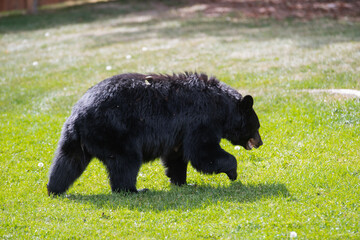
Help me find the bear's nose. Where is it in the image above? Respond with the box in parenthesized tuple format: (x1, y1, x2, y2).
(255, 139, 263, 148)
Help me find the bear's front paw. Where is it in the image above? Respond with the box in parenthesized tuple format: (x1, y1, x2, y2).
(226, 168, 237, 181)
(47, 184, 64, 196)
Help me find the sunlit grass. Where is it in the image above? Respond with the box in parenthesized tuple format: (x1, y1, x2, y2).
(1, 1, 360, 239)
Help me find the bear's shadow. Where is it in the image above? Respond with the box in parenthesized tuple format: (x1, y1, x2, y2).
(66, 182, 290, 211)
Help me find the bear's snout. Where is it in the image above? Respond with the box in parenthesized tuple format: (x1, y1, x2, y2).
(246, 137, 263, 150)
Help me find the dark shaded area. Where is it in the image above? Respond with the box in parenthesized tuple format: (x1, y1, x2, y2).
(0, 0, 185, 33)
(2, 0, 355, 50)
(84, 16, 360, 49)
(1, 0, 360, 33)
(64, 182, 290, 211)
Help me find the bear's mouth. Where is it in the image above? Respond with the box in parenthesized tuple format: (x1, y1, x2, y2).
(246, 138, 257, 150)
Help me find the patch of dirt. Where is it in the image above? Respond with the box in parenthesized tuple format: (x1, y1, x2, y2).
(299, 89, 360, 98)
(180, 0, 360, 20)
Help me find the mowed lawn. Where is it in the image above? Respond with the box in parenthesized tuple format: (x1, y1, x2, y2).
(1, 1, 359, 239)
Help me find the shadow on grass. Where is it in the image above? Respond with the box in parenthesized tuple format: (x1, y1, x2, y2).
(1, 0, 359, 49)
(86, 17, 360, 49)
(0, 0, 184, 33)
(65, 182, 290, 211)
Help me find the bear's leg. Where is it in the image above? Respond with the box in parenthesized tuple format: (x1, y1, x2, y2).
(184, 127, 237, 181)
(102, 151, 142, 193)
(47, 140, 92, 196)
(161, 147, 188, 186)
(190, 147, 237, 181)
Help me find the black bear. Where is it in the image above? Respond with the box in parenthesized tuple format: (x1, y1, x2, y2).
(47, 72, 262, 195)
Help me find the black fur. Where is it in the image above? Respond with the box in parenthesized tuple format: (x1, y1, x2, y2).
(47, 72, 262, 195)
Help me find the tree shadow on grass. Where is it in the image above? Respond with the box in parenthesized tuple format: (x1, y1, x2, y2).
(0, 0, 184, 33)
(1, 0, 359, 49)
(65, 182, 290, 211)
(85, 16, 360, 49)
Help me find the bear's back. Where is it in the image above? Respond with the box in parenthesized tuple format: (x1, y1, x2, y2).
(75, 72, 241, 124)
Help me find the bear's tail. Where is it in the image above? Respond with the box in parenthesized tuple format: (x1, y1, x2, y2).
(47, 123, 91, 196)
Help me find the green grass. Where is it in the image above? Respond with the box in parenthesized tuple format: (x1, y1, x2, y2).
(1, 1, 360, 239)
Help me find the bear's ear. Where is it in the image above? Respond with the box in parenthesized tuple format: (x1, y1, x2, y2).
(240, 95, 253, 110)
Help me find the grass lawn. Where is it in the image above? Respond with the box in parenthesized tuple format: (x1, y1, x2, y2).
(1, 1, 359, 239)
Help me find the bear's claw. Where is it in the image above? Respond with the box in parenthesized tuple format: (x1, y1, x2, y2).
(226, 168, 237, 181)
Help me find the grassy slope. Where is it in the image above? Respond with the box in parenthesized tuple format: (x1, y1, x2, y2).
(1, 1, 359, 239)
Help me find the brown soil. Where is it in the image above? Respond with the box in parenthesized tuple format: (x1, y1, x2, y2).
(181, 0, 360, 20)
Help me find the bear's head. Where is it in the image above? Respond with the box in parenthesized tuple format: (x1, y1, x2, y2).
(225, 95, 263, 150)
